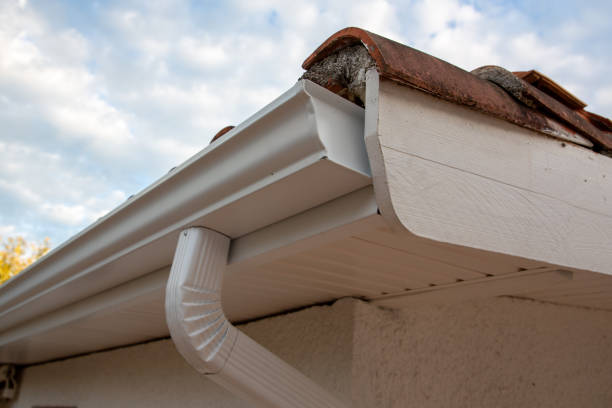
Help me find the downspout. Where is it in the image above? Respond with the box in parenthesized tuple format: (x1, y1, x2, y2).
(165, 227, 348, 408)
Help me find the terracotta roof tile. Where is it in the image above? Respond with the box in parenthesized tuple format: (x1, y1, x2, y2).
(303, 27, 612, 153)
(472, 65, 609, 148)
(581, 110, 612, 132)
(514, 70, 587, 110)
(211, 125, 235, 143)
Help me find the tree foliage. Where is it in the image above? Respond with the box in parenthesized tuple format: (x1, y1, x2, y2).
(0, 236, 50, 285)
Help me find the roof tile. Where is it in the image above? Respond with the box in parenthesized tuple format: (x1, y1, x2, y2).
(303, 27, 612, 153)
(513, 70, 587, 110)
(211, 125, 235, 143)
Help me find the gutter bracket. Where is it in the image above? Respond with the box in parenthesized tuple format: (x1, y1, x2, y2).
(165, 227, 348, 408)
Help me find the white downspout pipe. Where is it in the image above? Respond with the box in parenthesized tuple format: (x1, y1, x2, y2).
(165, 227, 348, 408)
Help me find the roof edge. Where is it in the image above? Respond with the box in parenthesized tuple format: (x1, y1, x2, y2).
(302, 27, 381, 70)
(473, 65, 611, 149)
(304, 27, 612, 152)
(513, 70, 587, 110)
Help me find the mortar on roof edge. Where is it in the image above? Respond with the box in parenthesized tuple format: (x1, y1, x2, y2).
(301, 45, 375, 108)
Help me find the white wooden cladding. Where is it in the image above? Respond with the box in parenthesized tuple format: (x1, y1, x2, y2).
(368, 75, 612, 275)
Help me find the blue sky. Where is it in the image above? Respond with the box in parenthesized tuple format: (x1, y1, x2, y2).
(1, 0, 611, 248)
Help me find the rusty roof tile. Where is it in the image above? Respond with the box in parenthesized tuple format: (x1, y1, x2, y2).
(303, 27, 612, 152)
(211, 125, 235, 143)
(581, 110, 612, 132)
(473, 66, 611, 149)
(514, 70, 587, 110)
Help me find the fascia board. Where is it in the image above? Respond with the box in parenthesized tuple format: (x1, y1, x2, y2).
(0, 80, 370, 332)
(365, 71, 612, 275)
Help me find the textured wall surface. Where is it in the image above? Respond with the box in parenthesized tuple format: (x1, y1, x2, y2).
(352, 297, 612, 408)
(9, 296, 612, 408)
(10, 298, 355, 408)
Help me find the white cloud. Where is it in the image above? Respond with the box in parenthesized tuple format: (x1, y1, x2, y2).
(0, 138, 127, 243)
(595, 86, 612, 110)
(178, 37, 229, 69)
(0, 3, 135, 157)
(41, 189, 126, 226)
(0, 225, 17, 238)
(347, 0, 402, 40)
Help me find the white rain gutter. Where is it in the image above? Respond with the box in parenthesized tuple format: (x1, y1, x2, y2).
(166, 227, 347, 408)
(0, 79, 370, 334)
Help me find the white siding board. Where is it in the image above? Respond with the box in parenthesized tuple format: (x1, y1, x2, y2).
(354, 228, 542, 275)
(377, 80, 612, 217)
(382, 148, 612, 272)
(370, 78, 612, 274)
(324, 238, 485, 283)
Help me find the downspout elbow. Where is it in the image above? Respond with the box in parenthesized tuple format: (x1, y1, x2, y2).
(165, 227, 348, 408)
(165, 228, 237, 374)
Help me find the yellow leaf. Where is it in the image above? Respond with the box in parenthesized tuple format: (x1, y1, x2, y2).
(0, 236, 50, 285)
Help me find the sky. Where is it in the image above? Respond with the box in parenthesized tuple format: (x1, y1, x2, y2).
(1, 0, 611, 248)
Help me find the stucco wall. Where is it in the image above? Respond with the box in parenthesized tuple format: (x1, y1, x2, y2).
(9, 298, 355, 408)
(352, 297, 612, 408)
(9, 297, 612, 408)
